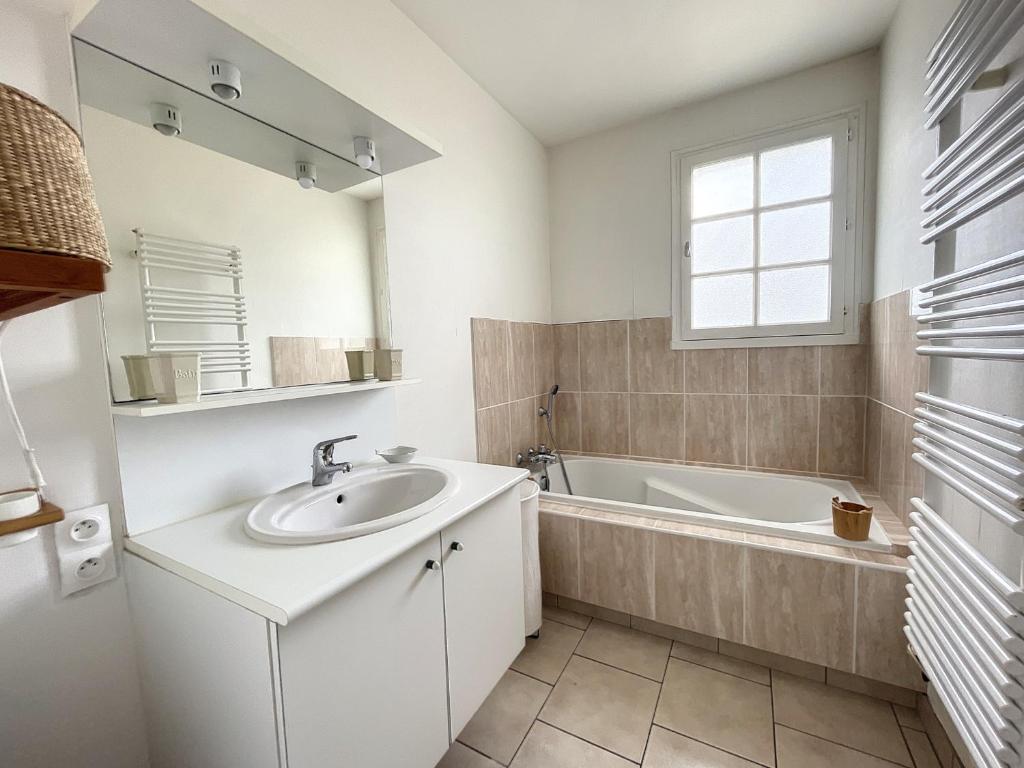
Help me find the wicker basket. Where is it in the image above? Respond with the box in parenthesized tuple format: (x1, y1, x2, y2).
(0, 82, 110, 269)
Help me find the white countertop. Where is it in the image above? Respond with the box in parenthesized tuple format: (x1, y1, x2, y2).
(124, 457, 528, 625)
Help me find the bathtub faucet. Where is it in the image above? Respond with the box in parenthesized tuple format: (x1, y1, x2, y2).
(518, 445, 560, 468)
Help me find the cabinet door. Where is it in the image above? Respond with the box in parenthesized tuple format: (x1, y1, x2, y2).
(442, 488, 525, 737)
(279, 535, 450, 768)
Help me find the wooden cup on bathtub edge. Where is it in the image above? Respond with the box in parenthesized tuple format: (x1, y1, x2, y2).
(831, 497, 873, 541)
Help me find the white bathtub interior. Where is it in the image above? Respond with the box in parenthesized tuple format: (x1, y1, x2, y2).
(543, 457, 891, 552)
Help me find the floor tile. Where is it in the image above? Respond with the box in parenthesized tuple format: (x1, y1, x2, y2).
(772, 672, 911, 766)
(542, 604, 591, 630)
(642, 725, 763, 767)
(671, 641, 770, 685)
(776, 725, 903, 767)
(654, 658, 775, 766)
(575, 620, 672, 681)
(458, 670, 552, 765)
(902, 729, 941, 768)
(539, 655, 660, 762)
(893, 705, 924, 731)
(511, 621, 584, 684)
(437, 742, 503, 768)
(510, 721, 634, 768)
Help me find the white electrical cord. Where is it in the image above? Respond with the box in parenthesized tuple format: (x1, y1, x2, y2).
(0, 321, 47, 495)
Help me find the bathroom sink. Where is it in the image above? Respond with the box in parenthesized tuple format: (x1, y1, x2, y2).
(244, 463, 458, 544)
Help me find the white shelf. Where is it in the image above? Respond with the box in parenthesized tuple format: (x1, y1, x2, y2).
(110, 378, 420, 418)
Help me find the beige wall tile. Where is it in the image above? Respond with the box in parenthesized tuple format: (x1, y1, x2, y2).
(868, 298, 886, 402)
(579, 519, 656, 618)
(748, 395, 818, 472)
(539, 512, 580, 599)
(551, 391, 581, 452)
(685, 348, 747, 394)
(718, 640, 826, 682)
(580, 320, 629, 392)
(655, 532, 744, 641)
(629, 394, 685, 460)
(879, 407, 908, 519)
(749, 346, 819, 395)
(534, 323, 555, 396)
(854, 567, 923, 692)
(818, 397, 866, 477)
(471, 318, 510, 408)
(270, 336, 318, 387)
(475, 405, 510, 466)
(581, 393, 629, 454)
(629, 317, 684, 393)
(685, 394, 746, 466)
(553, 323, 581, 391)
(821, 345, 868, 396)
(509, 321, 537, 400)
(510, 397, 540, 465)
(745, 549, 856, 670)
(865, 399, 883, 492)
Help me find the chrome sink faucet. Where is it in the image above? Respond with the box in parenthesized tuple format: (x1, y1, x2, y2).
(312, 435, 357, 486)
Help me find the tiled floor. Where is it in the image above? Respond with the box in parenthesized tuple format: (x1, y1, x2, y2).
(437, 607, 944, 768)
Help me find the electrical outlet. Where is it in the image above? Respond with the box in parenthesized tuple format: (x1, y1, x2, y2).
(55, 503, 112, 554)
(58, 541, 116, 597)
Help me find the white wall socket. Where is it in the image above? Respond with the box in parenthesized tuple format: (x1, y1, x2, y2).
(54, 504, 117, 596)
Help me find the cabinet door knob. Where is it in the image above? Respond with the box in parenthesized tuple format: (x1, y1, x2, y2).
(425, 559, 441, 571)
(450, 541, 465, 552)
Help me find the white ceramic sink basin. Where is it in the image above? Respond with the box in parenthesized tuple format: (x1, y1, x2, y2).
(244, 463, 458, 545)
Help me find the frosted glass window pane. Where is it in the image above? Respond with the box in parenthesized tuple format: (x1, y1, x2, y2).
(759, 137, 832, 206)
(758, 264, 831, 325)
(760, 202, 831, 266)
(692, 155, 754, 218)
(691, 215, 753, 274)
(691, 272, 754, 328)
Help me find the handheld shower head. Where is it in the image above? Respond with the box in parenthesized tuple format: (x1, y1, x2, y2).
(545, 384, 559, 419)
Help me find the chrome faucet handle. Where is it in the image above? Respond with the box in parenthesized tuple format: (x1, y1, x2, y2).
(312, 435, 358, 486)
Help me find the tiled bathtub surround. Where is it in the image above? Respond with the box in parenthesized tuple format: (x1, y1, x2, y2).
(474, 316, 870, 478)
(472, 318, 556, 466)
(864, 290, 929, 523)
(538, 500, 924, 694)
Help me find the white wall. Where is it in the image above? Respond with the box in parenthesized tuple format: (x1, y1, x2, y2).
(82, 105, 376, 400)
(198, 0, 552, 461)
(0, 3, 149, 766)
(548, 51, 880, 323)
(873, 0, 959, 299)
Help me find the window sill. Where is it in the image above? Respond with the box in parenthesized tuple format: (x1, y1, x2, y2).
(671, 329, 861, 350)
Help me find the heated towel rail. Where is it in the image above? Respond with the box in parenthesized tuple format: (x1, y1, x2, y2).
(906, 2, 1024, 767)
(135, 229, 251, 392)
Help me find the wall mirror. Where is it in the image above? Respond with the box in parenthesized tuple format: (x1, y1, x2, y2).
(71, 0, 439, 404)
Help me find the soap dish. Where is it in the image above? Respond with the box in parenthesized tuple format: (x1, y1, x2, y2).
(377, 446, 418, 464)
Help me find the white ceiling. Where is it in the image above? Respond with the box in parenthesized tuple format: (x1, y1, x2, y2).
(391, 0, 899, 146)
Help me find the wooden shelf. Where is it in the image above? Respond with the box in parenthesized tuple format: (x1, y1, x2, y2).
(0, 248, 106, 321)
(110, 377, 420, 418)
(0, 493, 65, 537)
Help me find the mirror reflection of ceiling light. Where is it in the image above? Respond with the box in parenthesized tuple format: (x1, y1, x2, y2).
(354, 136, 376, 170)
(149, 103, 181, 137)
(209, 60, 243, 100)
(295, 161, 317, 189)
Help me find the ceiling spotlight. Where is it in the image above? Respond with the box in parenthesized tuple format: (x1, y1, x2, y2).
(295, 161, 317, 190)
(209, 60, 242, 100)
(149, 103, 181, 137)
(354, 136, 376, 170)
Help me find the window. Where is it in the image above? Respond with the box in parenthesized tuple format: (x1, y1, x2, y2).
(671, 111, 862, 348)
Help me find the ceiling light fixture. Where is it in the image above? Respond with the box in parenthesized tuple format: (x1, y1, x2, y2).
(354, 136, 376, 170)
(208, 60, 242, 100)
(149, 103, 181, 137)
(295, 161, 317, 190)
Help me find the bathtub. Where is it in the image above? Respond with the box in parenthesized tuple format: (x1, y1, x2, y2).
(542, 456, 891, 552)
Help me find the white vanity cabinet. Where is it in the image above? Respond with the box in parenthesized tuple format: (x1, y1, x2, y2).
(125, 485, 524, 768)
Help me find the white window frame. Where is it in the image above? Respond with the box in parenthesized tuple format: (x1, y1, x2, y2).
(671, 108, 865, 349)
